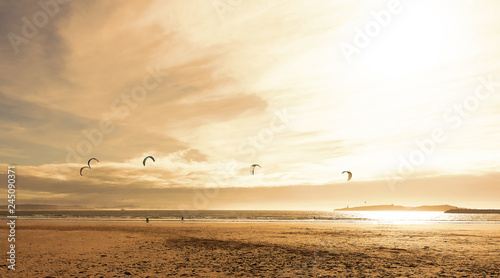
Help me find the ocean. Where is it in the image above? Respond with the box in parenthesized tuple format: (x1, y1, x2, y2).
(4, 210, 500, 224)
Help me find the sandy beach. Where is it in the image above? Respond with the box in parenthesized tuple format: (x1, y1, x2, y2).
(1, 221, 500, 277)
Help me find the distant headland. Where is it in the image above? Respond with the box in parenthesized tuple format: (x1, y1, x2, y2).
(335, 205, 500, 214)
(335, 204, 458, 212)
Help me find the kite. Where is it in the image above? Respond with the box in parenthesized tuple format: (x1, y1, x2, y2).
(143, 156, 155, 166)
(87, 158, 99, 168)
(80, 166, 90, 176)
(342, 171, 352, 181)
(250, 164, 261, 175)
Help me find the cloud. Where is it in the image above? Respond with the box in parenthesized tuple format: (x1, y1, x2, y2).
(3, 164, 500, 209)
(1, 1, 500, 209)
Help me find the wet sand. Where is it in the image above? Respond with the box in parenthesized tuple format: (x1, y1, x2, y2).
(1, 221, 500, 277)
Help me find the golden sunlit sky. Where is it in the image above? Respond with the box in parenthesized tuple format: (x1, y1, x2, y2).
(1, 0, 499, 210)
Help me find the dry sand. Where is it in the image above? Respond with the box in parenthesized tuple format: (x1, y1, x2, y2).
(1, 221, 500, 277)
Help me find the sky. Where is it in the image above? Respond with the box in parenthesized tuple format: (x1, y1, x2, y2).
(1, 0, 499, 210)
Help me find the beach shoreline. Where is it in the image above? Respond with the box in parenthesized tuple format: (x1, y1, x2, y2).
(1, 222, 499, 277)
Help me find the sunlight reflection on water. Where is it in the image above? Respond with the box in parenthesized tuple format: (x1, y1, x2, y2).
(6, 210, 500, 224)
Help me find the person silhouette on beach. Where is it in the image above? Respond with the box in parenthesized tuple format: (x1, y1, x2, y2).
(146, 217, 149, 223)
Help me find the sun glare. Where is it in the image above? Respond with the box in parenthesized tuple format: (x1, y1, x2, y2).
(361, 211, 440, 224)
(363, 3, 445, 77)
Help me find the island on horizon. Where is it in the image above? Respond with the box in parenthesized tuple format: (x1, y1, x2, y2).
(335, 204, 458, 212)
(335, 204, 500, 214)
